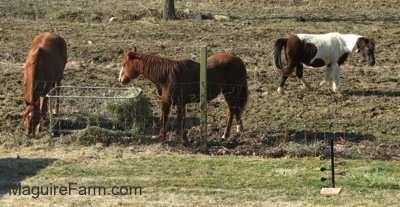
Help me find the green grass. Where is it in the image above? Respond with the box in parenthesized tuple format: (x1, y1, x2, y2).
(2, 148, 399, 206)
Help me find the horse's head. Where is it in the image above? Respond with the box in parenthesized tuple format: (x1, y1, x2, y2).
(23, 102, 40, 137)
(119, 47, 140, 85)
(354, 37, 375, 66)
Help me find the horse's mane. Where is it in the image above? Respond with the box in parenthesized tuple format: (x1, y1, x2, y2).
(134, 53, 199, 84)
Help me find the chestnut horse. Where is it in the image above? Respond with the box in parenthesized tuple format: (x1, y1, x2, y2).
(119, 48, 248, 144)
(23, 32, 67, 137)
(272, 32, 375, 94)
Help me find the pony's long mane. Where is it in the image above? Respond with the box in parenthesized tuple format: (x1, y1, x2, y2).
(133, 53, 198, 84)
(24, 48, 41, 104)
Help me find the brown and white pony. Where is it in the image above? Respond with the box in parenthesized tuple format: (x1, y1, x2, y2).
(119, 48, 248, 144)
(23, 32, 67, 137)
(272, 32, 375, 94)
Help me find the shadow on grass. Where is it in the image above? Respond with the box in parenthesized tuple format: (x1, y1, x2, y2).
(0, 157, 57, 197)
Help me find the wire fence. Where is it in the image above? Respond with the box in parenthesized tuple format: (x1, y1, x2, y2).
(22, 61, 399, 154)
(45, 86, 148, 135)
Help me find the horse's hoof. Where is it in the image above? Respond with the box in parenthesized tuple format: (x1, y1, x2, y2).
(302, 86, 313, 91)
(277, 87, 285, 95)
(333, 88, 342, 93)
(26, 134, 35, 139)
(181, 141, 189, 147)
(159, 134, 167, 142)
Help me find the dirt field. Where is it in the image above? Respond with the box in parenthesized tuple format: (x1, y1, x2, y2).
(1, 0, 400, 160)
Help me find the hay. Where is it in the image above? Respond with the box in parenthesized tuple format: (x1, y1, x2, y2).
(70, 126, 130, 146)
(102, 87, 151, 132)
(66, 87, 152, 146)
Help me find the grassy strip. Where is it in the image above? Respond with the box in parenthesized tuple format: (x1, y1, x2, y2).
(1, 150, 399, 206)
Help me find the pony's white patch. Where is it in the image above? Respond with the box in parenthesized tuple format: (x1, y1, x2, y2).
(296, 33, 362, 93)
(340, 34, 363, 52)
(297, 32, 362, 65)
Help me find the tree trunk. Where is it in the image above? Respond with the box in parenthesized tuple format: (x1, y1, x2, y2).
(163, 0, 176, 20)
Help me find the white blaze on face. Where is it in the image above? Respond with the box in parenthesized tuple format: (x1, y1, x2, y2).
(118, 66, 123, 82)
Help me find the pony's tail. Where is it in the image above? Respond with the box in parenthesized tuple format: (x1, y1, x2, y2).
(271, 38, 288, 73)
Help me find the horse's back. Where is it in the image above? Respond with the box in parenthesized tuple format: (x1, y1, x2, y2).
(24, 32, 67, 102)
(208, 54, 245, 68)
(203, 54, 247, 102)
(295, 33, 347, 65)
(25, 32, 67, 80)
(207, 54, 246, 76)
(30, 32, 67, 65)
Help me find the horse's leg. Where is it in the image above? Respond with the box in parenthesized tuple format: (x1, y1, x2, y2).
(320, 65, 333, 87)
(234, 107, 243, 133)
(36, 95, 49, 133)
(234, 84, 247, 134)
(277, 64, 296, 95)
(222, 106, 234, 139)
(331, 63, 341, 93)
(159, 101, 171, 142)
(277, 76, 289, 95)
(221, 86, 239, 139)
(53, 81, 61, 115)
(175, 104, 187, 144)
(295, 64, 312, 91)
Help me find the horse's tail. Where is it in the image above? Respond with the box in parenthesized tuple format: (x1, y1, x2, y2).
(271, 38, 288, 73)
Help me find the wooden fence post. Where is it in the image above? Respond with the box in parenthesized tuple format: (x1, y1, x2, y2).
(200, 46, 208, 153)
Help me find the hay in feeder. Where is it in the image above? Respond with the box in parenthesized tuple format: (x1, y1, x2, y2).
(67, 87, 152, 145)
(102, 87, 151, 132)
(70, 126, 130, 146)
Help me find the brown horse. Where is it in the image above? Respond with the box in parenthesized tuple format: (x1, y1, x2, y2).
(23, 32, 67, 137)
(119, 48, 248, 144)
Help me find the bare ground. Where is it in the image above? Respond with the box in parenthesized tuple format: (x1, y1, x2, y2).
(0, 0, 400, 160)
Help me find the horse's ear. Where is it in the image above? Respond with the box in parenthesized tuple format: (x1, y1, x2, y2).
(132, 47, 137, 52)
(128, 52, 136, 60)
